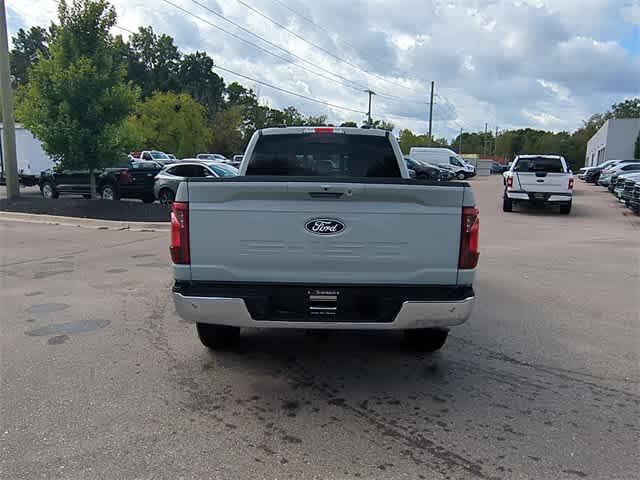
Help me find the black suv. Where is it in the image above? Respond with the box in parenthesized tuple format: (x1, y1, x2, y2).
(39, 159, 162, 202)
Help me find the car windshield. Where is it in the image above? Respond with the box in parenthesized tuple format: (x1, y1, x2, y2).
(405, 157, 418, 169)
(449, 156, 464, 167)
(207, 163, 239, 177)
(514, 157, 565, 173)
(131, 161, 160, 169)
(150, 151, 169, 160)
(246, 133, 401, 177)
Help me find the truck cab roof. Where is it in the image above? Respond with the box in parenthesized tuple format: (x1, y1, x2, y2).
(259, 126, 390, 137)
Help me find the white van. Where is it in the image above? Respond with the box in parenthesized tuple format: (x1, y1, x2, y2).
(409, 147, 476, 180)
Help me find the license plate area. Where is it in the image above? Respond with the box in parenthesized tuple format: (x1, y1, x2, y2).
(243, 286, 402, 323)
(308, 289, 339, 318)
(530, 192, 548, 201)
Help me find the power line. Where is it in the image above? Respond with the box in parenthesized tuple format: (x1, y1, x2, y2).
(268, 0, 360, 54)
(138, 1, 469, 130)
(233, 0, 424, 96)
(158, 0, 365, 93)
(114, 24, 136, 35)
(212, 63, 367, 114)
(182, 0, 370, 92)
(163, 0, 437, 112)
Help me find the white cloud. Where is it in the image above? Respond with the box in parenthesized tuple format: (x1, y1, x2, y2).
(621, 3, 640, 26)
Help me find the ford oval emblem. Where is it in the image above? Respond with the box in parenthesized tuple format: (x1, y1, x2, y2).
(305, 218, 345, 235)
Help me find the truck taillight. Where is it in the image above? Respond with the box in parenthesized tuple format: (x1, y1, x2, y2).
(507, 176, 513, 188)
(170, 202, 190, 265)
(568, 178, 574, 189)
(459, 207, 479, 270)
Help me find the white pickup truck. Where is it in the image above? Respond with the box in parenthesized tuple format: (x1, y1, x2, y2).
(171, 126, 479, 352)
(503, 155, 574, 214)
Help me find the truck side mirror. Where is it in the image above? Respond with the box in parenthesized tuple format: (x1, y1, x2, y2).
(408, 169, 416, 179)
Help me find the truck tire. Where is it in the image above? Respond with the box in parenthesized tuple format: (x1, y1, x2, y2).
(456, 172, 466, 180)
(158, 188, 175, 206)
(196, 323, 240, 350)
(99, 183, 120, 201)
(559, 202, 572, 215)
(502, 194, 513, 212)
(41, 182, 59, 199)
(404, 328, 449, 352)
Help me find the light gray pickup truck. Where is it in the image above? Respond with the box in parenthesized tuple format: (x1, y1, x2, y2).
(171, 126, 479, 351)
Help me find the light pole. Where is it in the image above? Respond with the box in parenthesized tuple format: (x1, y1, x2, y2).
(0, 0, 19, 198)
(364, 89, 375, 126)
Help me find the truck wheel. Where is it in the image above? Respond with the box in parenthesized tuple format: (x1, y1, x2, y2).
(196, 323, 240, 350)
(41, 182, 59, 199)
(559, 202, 572, 215)
(100, 184, 120, 201)
(158, 188, 174, 206)
(502, 194, 513, 212)
(404, 328, 449, 352)
(456, 172, 466, 180)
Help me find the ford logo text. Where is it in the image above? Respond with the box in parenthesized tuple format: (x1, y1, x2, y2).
(305, 219, 345, 235)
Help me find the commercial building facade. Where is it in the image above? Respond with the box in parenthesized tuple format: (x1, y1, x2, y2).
(585, 118, 640, 167)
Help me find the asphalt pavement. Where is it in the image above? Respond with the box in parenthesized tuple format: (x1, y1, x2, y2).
(1, 177, 638, 479)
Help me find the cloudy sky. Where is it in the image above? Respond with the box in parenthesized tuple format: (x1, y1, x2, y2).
(7, 0, 640, 139)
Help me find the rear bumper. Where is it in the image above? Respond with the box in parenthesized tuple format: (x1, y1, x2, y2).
(172, 282, 475, 330)
(506, 191, 572, 202)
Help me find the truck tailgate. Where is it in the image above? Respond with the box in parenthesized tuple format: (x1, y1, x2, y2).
(186, 179, 465, 285)
(516, 172, 570, 193)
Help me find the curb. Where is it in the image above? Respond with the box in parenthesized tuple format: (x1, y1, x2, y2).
(0, 211, 169, 232)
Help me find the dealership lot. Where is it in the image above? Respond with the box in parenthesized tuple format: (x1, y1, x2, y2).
(1, 177, 638, 479)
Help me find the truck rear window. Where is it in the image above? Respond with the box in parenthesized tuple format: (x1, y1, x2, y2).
(514, 157, 565, 173)
(245, 134, 401, 177)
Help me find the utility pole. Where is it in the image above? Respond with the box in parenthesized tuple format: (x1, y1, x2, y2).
(458, 128, 463, 154)
(364, 89, 375, 126)
(427, 80, 434, 145)
(494, 126, 499, 156)
(482, 122, 488, 157)
(0, 0, 18, 199)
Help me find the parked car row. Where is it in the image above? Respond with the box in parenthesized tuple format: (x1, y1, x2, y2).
(39, 158, 163, 202)
(404, 156, 456, 181)
(578, 159, 640, 215)
(154, 161, 239, 205)
(409, 147, 476, 180)
(39, 157, 240, 203)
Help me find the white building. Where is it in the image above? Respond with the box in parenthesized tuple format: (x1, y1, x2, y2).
(585, 118, 640, 167)
(0, 123, 54, 178)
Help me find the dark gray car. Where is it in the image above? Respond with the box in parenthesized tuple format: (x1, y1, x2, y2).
(154, 161, 239, 205)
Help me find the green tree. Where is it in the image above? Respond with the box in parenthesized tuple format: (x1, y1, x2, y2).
(400, 129, 447, 153)
(10, 26, 51, 86)
(635, 132, 640, 159)
(371, 119, 395, 131)
(304, 114, 328, 126)
(127, 26, 180, 96)
(271, 106, 304, 126)
(17, 0, 138, 198)
(610, 98, 640, 119)
(340, 121, 357, 127)
(210, 106, 245, 157)
(126, 91, 210, 158)
(176, 51, 225, 117)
